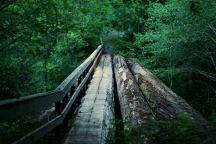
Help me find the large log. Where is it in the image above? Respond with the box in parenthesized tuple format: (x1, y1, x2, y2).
(127, 58, 213, 136)
(113, 55, 153, 128)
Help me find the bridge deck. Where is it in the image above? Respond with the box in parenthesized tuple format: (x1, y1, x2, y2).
(64, 54, 114, 144)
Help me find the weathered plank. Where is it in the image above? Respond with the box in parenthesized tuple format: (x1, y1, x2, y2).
(64, 55, 114, 144)
(127, 58, 212, 134)
(113, 55, 153, 128)
(0, 45, 102, 122)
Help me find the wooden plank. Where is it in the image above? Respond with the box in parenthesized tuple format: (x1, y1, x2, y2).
(64, 55, 114, 144)
(0, 45, 102, 122)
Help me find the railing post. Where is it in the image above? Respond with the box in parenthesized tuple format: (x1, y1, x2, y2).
(55, 101, 61, 137)
(84, 83, 87, 92)
(71, 85, 75, 96)
(77, 89, 83, 105)
(69, 85, 77, 116)
(77, 75, 83, 105)
(84, 69, 87, 78)
(63, 93, 69, 128)
(55, 101, 61, 117)
(86, 66, 91, 85)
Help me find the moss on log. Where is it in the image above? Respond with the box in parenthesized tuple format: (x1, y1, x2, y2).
(127, 58, 214, 139)
(113, 55, 153, 128)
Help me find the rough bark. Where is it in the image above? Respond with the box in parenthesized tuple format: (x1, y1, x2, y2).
(113, 55, 153, 128)
(127, 58, 213, 137)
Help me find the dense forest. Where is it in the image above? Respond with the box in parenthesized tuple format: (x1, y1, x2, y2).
(0, 0, 216, 143)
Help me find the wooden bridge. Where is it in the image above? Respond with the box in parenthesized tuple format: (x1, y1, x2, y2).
(0, 45, 212, 144)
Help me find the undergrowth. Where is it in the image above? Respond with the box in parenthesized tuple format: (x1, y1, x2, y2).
(107, 116, 214, 144)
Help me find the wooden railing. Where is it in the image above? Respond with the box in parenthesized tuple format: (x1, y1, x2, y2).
(0, 45, 103, 144)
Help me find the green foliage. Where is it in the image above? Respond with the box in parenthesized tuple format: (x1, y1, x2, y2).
(113, 0, 216, 125)
(107, 116, 211, 144)
(107, 1, 216, 138)
(112, 37, 135, 57)
(0, 0, 115, 99)
(0, 115, 42, 144)
(145, 116, 205, 144)
(1, 0, 216, 143)
(140, 0, 216, 121)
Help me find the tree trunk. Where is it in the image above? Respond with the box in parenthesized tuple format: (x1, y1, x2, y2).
(127, 58, 213, 138)
(113, 55, 153, 129)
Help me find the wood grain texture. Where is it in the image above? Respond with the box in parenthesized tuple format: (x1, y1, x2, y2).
(113, 55, 153, 128)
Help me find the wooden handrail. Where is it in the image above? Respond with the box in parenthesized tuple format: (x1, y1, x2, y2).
(0, 90, 62, 122)
(0, 45, 103, 122)
(13, 47, 102, 143)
